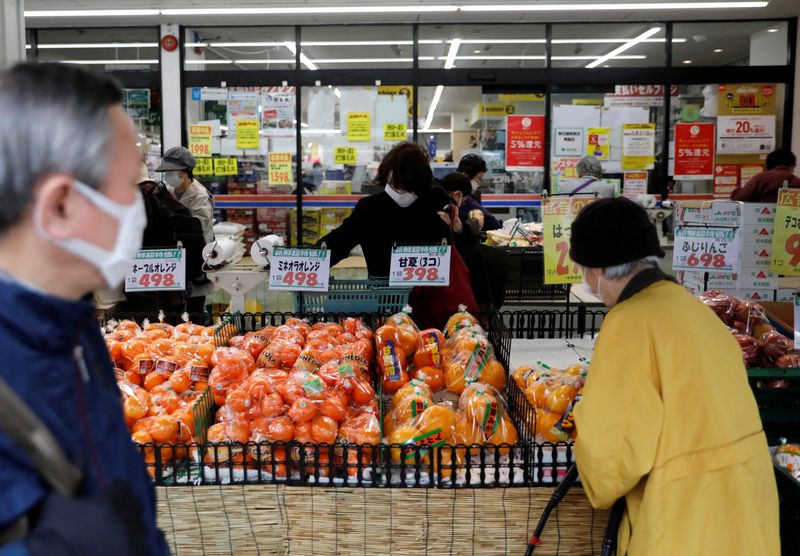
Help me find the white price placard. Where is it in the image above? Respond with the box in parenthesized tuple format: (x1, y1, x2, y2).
(553, 128, 584, 158)
(717, 115, 776, 155)
(389, 245, 451, 287)
(125, 249, 186, 292)
(268, 247, 331, 292)
(673, 227, 740, 272)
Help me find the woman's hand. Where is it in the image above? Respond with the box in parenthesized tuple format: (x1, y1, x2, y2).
(438, 210, 463, 233)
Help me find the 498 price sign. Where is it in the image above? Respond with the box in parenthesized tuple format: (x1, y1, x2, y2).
(125, 249, 186, 292)
(268, 247, 331, 292)
(389, 245, 451, 287)
(673, 227, 739, 271)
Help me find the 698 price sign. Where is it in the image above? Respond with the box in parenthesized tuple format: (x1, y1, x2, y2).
(389, 245, 451, 287)
(125, 249, 186, 292)
(268, 248, 331, 292)
(673, 227, 739, 272)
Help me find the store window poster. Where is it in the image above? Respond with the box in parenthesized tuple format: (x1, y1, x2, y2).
(226, 91, 259, 139)
(621, 123, 656, 170)
(674, 123, 715, 180)
(586, 128, 610, 160)
(714, 164, 739, 198)
(505, 115, 545, 171)
(553, 128, 584, 158)
(262, 88, 296, 137)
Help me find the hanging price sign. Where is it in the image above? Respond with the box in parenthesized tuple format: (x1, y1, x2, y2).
(389, 245, 451, 287)
(125, 249, 186, 292)
(673, 227, 739, 271)
(194, 157, 214, 176)
(268, 152, 292, 185)
(384, 123, 407, 142)
(334, 146, 357, 165)
(214, 157, 238, 176)
(771, 189, 800, 276)
(269, 248, 331, 292)
(236, 119, 260, 150)
(543, 196, 597, 284)
(188, 125, 213, 158)
(347, 112, 371, 142)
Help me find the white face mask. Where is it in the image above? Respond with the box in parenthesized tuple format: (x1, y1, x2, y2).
(164, 171, 183, 189)
(582, 272, 602, 297)
(385, 184, 418, 208)
(37, 180, 146, 289)
(471, 179, 480, 193)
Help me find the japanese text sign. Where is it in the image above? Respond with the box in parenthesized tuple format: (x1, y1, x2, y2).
(269, 248, 331, 292)
(717, 115, 775, 155)
(674, 123, 715, 180)
(714, 164, 739, 198)
(194, 157, 214, 176)
(347, 112, 371, 142)
(553, 128, 584, 158)
(505, 115, 545, 171)
(334, 146, 357, 165)
(188, 125, 212, 158)
(235, 119, 260, 150)
(623, 172, 648, 198)
(673, 227, 739, 272)
(384, 123, 407, 142)
(621, 123, 656, 170)
(586, 128, 610, 160)
(214, 157, 238, 176)
(268, 152, 292, 185)
(125, 249, 186, 292)
(389, 245, 451, 287)
(771, 189, 800, 276)
(543, 196, 597, 284)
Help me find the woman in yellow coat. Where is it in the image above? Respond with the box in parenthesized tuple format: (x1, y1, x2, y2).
(569, 198, 780, 555)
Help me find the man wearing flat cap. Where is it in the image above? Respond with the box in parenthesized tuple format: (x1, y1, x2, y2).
(570, 198, 779, 556)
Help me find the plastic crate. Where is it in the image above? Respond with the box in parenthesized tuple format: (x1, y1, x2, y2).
(500, 247, 571, 304)
(295, 278, 411, 314)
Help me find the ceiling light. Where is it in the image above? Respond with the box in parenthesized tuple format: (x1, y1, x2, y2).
(284, 42, 317, 70)
(302, 40, 417, 46)
(586, 26, 661, 68)
(185, 42, 208, 47)
(444, 38, 461, 69)
(453, 39, 546, 44)
(311, 58, 415, 63)
(302, 129, 343, 135)
(682, 59, 693, 64)
(423, 85, 444, 132)
(25, 9, 160, 17)
(301, 122, 309, 128)
(438, 54, 646, 61)
(461, 2, 769, 12)
(767, 28, 779, 33)
(413, 128, 453, 133)
(210, 42, 286, 47)
(473, 49, 482, 53)
(713, 48, 724, 52)
(334, 88, 341, 98)
(603, 65, 610, 68)
(233, 59, 296, 64)
(36, 42, 158, 49)
(162, 6, 458, 15)
(59, 59, 159, 65)
(185, 60, 235, 65)
(552, 38, 686, 44)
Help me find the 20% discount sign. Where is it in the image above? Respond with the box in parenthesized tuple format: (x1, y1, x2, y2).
(389, 245, 451, 287)
(672, 227, 739, 271)
(268, 247, 331, 292)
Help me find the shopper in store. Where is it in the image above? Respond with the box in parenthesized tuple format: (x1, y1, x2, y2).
(156, 146, 215, 316)
(556, 156, 615, 197)
(568, 197, 780, 555)
(0, 63, 168, 555)
(731, 148, 800, 202)
(456, 154, 503, 231)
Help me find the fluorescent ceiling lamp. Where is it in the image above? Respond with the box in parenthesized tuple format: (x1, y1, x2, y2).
(334, 88, 342, 98)
(185, 60, 235, 64)
(25, 9, 159, 17)
(452, 39, 546, 44)
(36, 42, 158, 49)
(60, 59, 159, 65)
(185, 42, 208, 47)
(461, 2, 768, 11)
(586, 26, 661, 68)
(210, 42, 286, 47)
(233, 59, 295, 64)
(552, 38, 686, 43)
(301, 122, 309, 128)
(437, 55, 646, 61)
(444, 39, 461, 69)
(162, 6, 458, 15)
(302, 40, 417, 46)
(311, 58, 414, 63)
(408, 128, 453, 133)
(302, 129, 342, 135)
(423, 85, 444, 131)
(284, 42, 317, 70)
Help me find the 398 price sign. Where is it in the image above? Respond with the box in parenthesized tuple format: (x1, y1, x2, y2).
(389, 245, 451, 287)
(673, 227, 739, 272)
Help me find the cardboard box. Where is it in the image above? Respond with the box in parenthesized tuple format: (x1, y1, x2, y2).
(759, 301, 793, 333)
(737, 268, 778, 290)
(709, 201, 741, 226)
(683, 282, 705, 296)
(674, 201, 714, 225)
(739, 203, 777, 226)
(740, 246, 773, 268)
(707, 272, 738, 289)
(776, 289, 796, 302)
(734, 289, 776, 302)
(740, 224, 775, 247)
(677, 270, 705, 284)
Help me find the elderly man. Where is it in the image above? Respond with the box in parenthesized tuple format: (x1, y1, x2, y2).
(0, 64, 168, 554)
(557, 156, 615, 197)
(570, 198, 779, 555)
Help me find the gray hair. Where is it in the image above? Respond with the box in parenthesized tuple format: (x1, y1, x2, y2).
(577, 156, 603, 179)
(0, 63, 123, 234)
(604, 256, 661, 279)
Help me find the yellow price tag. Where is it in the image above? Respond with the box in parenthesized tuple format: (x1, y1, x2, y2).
(347, 112, 371, 142)
(384, 123, 407, 142)
(236, 120, 260, 150)
(188, 125, 213, 158)
(621, 123, 656, 170)
(334, 146, 357, 165)
(772, 189, 800, 275)
(194, 158, 214, 176)
(268, 152, 293, 185)
(214, 157, 238, 176)
(543, 197, 598, 284)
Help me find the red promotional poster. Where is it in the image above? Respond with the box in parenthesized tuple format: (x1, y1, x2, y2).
(674, 123, 715, 180)
(506, 115, 545, 171)
(714, 164, 739, 198)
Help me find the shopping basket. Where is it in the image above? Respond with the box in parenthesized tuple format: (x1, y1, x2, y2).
(295, 277, 411, 314)
(500, 246, 571, 306)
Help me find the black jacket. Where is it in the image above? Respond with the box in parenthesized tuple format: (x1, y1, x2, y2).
(319, 186, 456, 277)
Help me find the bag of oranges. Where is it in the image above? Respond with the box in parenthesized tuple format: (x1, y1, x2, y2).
(442, 328, 507, 394)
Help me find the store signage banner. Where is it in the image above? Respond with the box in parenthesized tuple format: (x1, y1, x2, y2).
(553, 127, 584, 158)
(268, 152, 292, 185)
(505, 115, 545, 171)
(269, 248, 331, 292)
(384, 123, 407, 142)
(673, 227, 740, 272)
(717, 115, 776, 155)
(621, 123, 656, 170)
(261, 88, 296, 137)
(714, 164, 739, 198)
(586, 128, 610, 160)
(543, 196, 597, 285)
(389, 245, 451, 287)
(740, 164, 764, 184)
(674, 123, 715, 180)
(717, 83, 776, 116)
(125, 249, 186, 292)
(194, 158, 214, 176)
(334, 146, 357, 165)
(771, 189, 800, 276)
(623, 172, 648, 198)
(188, 125, 213, 158)
(226, 91, 259, 138)
(214, 158, 238, 176)
(236, 120, 260, 150)
(347, 112, 371, 142)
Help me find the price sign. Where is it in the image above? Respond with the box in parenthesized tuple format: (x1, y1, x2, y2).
(389, 245, 451, 287)
(384, 123, 407, 142)
(334, 146, 357, 165)
(621, 123, 656, 170)
(347, 112, 371, 142)
(188, 125, 212, 158)
(268, 152, 292, 185)
(236, 119, 260, 150)
(214, 157, 238, 176)
(194, 157, 214, 176)
(125, 249, 186, 292)
(268, 248, 331, 292)
(673, 227, 739, 271)
(717, 115, 775, 155)
(543, 196, 597, 284)
(771, 189, 800, 276)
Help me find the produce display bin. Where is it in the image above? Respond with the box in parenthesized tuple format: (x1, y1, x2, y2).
(295, 277, 411, 314)
(747, 368, 800, 443)
(500, 246, 572, 305)
(775, 458, 800, 556)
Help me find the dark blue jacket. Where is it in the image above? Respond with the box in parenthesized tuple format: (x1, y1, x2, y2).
(459, 196, 503, 231)
(0, 276, 168, 555)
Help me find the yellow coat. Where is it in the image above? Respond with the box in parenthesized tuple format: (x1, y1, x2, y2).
(574, 280, 780, 555)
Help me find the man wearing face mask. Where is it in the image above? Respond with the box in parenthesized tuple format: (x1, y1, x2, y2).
(0, 64, 169, 555)
(156, 146, 215, 316)
(568, 197, 779, 556)
(456, 154, 502, 232)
